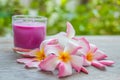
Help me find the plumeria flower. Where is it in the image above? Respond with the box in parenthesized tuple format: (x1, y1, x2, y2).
(72, 37, 90, 56)
(17, 38, 59, 68)
(39, 40, 88, 78)
(17, 48, 44, 68)
(66, 21, 75, 38)
(54, 22, 89, 54)
(54, 21, 75, 39)
(83, 43, 114, 69)
(63, 22, 114, 69)
(50, 22, 75, 49)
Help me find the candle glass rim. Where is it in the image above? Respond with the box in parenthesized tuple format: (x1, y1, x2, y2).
(12, 15, 47, 21)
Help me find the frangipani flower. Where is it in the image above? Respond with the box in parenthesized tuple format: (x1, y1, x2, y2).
(39, 40, 88, 78)
(17, 48, 45, 68)
(66, 22, 75, 38)
(56, 22, 114, 69)
(54, 22, 75, 39)
(72, 37, 90, 55)
(83, 43, 114, 69)
(52, 22, 75, 48)
(17, 39, 59, 68)
(54, 22, 90, 55)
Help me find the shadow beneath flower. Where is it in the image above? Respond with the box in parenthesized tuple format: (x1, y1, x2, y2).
(38, 70, 57, 77)
(91, 66, 106, 71)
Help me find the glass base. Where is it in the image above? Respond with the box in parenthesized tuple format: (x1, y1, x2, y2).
(13, 47, 31, 54)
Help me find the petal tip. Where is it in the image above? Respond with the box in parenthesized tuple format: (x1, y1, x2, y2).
(81, 67, 88, 74)
(92, 61, 106, 70)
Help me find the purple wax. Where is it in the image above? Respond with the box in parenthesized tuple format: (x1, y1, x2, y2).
(13, 23, 46, 49)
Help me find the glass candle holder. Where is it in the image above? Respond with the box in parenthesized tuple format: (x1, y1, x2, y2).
(12, 15, 47, 52)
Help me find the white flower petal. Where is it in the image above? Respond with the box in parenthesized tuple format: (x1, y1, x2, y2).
(99, 60, 114, 66)
(66, 22, 75, 38)
(94, 50, 107, 60)
(83, 58, 91, 66)
(25, 61, 40, 68)
(73, 37, 90, 55)
(58, 62, 72, 78)
(57, 35, 69, 48)
(17, 58, 35, 64)
(39, 54, 59, 71)
(40, 39, 58, 50)
(71, 55, 83, 72)
(91, 61, 106, 70)
(22, 48, 40, 57)
(81, 67, 88, 74)
(44, 45, 62, 56)
(64, 39, 80, 54)
(90, 44, 98, 53)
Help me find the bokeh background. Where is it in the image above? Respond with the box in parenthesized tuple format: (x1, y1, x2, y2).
(0, 0, 120, 36)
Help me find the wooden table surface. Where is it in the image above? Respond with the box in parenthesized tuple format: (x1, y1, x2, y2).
(0, 36, 120, 80)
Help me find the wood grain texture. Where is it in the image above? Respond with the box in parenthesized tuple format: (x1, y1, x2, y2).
(0, 36, 120, 80)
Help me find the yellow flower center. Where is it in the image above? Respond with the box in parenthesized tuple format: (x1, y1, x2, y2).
(59, 52, 71, 63)
(35, 49, 46, 61)
(86, 51, 93, 61)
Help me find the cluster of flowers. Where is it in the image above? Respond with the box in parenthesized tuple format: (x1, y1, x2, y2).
(16, 22, 114, 78)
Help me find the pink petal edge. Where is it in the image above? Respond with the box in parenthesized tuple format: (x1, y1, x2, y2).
(71, 46, 82, 55)
(81, 67, 88, 74)
(99, 60, 114, 66)
(17, 58, 34, 64)
(82, 55, 91, 66)
(58, 62, 72, 78)
(66, 22, 75, 38)
(45, 44, 63, 56)
(47, 38, 58, 45)
(71, 55, 83, 72)
(89, 44, 98, 53)
(74, 37, 90, 54)
(25, 61, 40, 68)
(94, 50, 107, 60)
(22, 48, 40, 57)
(91, 61, 106, 70)
(39, 54, 58, 71)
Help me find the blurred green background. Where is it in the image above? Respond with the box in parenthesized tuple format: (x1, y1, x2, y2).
(0, 0, 120, 36)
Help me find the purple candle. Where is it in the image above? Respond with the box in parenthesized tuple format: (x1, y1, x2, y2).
(12, 15, 47, 52)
